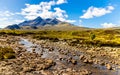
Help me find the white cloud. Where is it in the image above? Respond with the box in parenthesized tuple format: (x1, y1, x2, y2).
(20, 1, 56, 20)
(66, 20, 76, 23)
(14, 20, 24, 23)
(101, 23, 118, 28)
(0, 21, 14, 28)
(20, 0, 75, 23)
(0, 0, 76, 28)
(0, 18, 8, 21)
(80, 6, 114, 19)
(0, 10, 25, 28)
(56, 0, 67, 5)
(0, 11, 14, 17)
(54, 7, 68, 20)
(0, 19, 25, 28)
(78, 20, 83, 26)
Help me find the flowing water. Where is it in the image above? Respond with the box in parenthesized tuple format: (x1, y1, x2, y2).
(19, 38, 119, 75)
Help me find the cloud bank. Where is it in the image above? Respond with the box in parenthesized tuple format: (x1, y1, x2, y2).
(56, 0, 67, 4)
(20, 0, 75, 23)
(101, 22, 118, 28)
(0, 0, 75, 28)
(0, 11, 24, 28)
(80, 6, 114, 19)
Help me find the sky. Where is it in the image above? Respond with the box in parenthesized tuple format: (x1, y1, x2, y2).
(0, 0, 120, 28)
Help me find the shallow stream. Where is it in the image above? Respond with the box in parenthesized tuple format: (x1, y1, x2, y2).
(19, 38, 119, 75)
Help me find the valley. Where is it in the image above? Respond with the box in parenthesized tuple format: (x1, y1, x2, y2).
(0, 29, 120, 75)
(0, 0, 120, 75)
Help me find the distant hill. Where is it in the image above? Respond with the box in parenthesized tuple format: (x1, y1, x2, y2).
(37, 22, 90, 31)
(6, 24, 21, 29)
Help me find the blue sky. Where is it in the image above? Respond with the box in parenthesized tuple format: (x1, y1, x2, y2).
(0, 0, 120, 28)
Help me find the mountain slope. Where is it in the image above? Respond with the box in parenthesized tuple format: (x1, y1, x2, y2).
(18, 17, 45, 26)
(37, 23, 90, 31)
(18, 17, 61, 27)
(5, 16, 90, 30)
(6, 24, 21, 29)
(6, 16, 62, 29)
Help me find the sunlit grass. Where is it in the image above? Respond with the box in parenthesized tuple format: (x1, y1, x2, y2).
(0, 29, 120, 47)
(0, 46, 15, 60)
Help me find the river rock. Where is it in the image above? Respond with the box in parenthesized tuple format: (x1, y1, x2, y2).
(106, 64, 112, 70)
(79, 55, 84, 60)
(71, 59, 77, 65)
(23, 67, 34, 72)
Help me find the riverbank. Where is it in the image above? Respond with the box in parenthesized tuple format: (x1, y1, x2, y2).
(0, 35, 120, 75)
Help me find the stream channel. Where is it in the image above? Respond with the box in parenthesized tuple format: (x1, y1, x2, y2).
(19, 38, 120, 75)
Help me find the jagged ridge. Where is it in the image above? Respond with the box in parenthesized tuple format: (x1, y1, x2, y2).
(6, 17, 62, 29)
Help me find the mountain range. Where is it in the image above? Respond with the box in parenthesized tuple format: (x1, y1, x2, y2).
(6, 17, 62, 29)
(5, 16, 90, 30)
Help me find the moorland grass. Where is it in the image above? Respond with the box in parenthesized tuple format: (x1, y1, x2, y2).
(0, 29, 120, 47)
(0, 46, 15, 60)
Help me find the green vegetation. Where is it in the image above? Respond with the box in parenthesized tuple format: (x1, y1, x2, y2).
(0, 29, 120, 47)
(90, 33, 96, 40)
(4, 53, 15, 59)
(0, 47, 15, 60)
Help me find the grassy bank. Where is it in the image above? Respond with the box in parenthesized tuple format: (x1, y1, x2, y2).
(0, 29, 120, 47)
